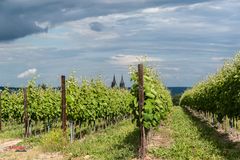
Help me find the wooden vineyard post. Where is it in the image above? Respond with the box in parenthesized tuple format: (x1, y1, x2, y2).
(138, 63, 146, 159)
(23, 88, 29, 137)
(0, 91, 2, 131)
(61, 75, 67, 134)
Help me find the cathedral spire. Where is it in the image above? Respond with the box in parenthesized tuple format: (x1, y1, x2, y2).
(111, 74, 117, 88)
(120, 75, 125, 89)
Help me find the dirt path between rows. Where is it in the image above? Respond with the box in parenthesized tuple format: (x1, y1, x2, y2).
(0, 139, 22, 152)
(0, 139, 65, 160)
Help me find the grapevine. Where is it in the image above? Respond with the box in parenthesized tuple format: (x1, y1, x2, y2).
(130, 64, 173, 129)
(180, 53, 240, 121)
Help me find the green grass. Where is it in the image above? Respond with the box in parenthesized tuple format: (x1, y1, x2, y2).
(150, 107, 240, 160)
(40, 128, 68, 152)
(0, 120, 139, 160)
(65, 120, 139, 160)
(0, 123, 23, 140)
(3, 108, 240, 160)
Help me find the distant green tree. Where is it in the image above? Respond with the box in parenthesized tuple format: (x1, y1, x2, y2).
(38, 83, 47, 90)
(172, 94, 181, 106)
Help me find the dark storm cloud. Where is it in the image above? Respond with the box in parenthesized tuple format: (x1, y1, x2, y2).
(0, 0, 210, 41)
(89, 22, 104, 32)
(0, 15, 47, 41)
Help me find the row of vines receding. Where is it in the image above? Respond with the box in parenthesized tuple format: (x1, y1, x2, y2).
(180, 53, 240, 126)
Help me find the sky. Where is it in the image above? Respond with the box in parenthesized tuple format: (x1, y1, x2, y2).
(0, 0, 240, 87)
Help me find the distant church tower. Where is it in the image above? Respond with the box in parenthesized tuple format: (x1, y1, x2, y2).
(119, 75, 125, 89)
(111, 75, 117, 88)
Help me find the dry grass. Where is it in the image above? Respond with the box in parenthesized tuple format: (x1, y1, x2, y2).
(0, 139, 66, 160)
(0, 147, 66, 160)
(148, 127, 172, 150)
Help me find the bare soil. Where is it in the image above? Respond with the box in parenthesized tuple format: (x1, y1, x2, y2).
(0, 139, 66, 160)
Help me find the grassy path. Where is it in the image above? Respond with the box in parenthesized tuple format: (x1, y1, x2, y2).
(64, 107, 240, 159)
(150, 107, 240, 160)
(0, 120, 138, 160)
(64, 120, 139, 160)
(1, 107, 240, 159)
